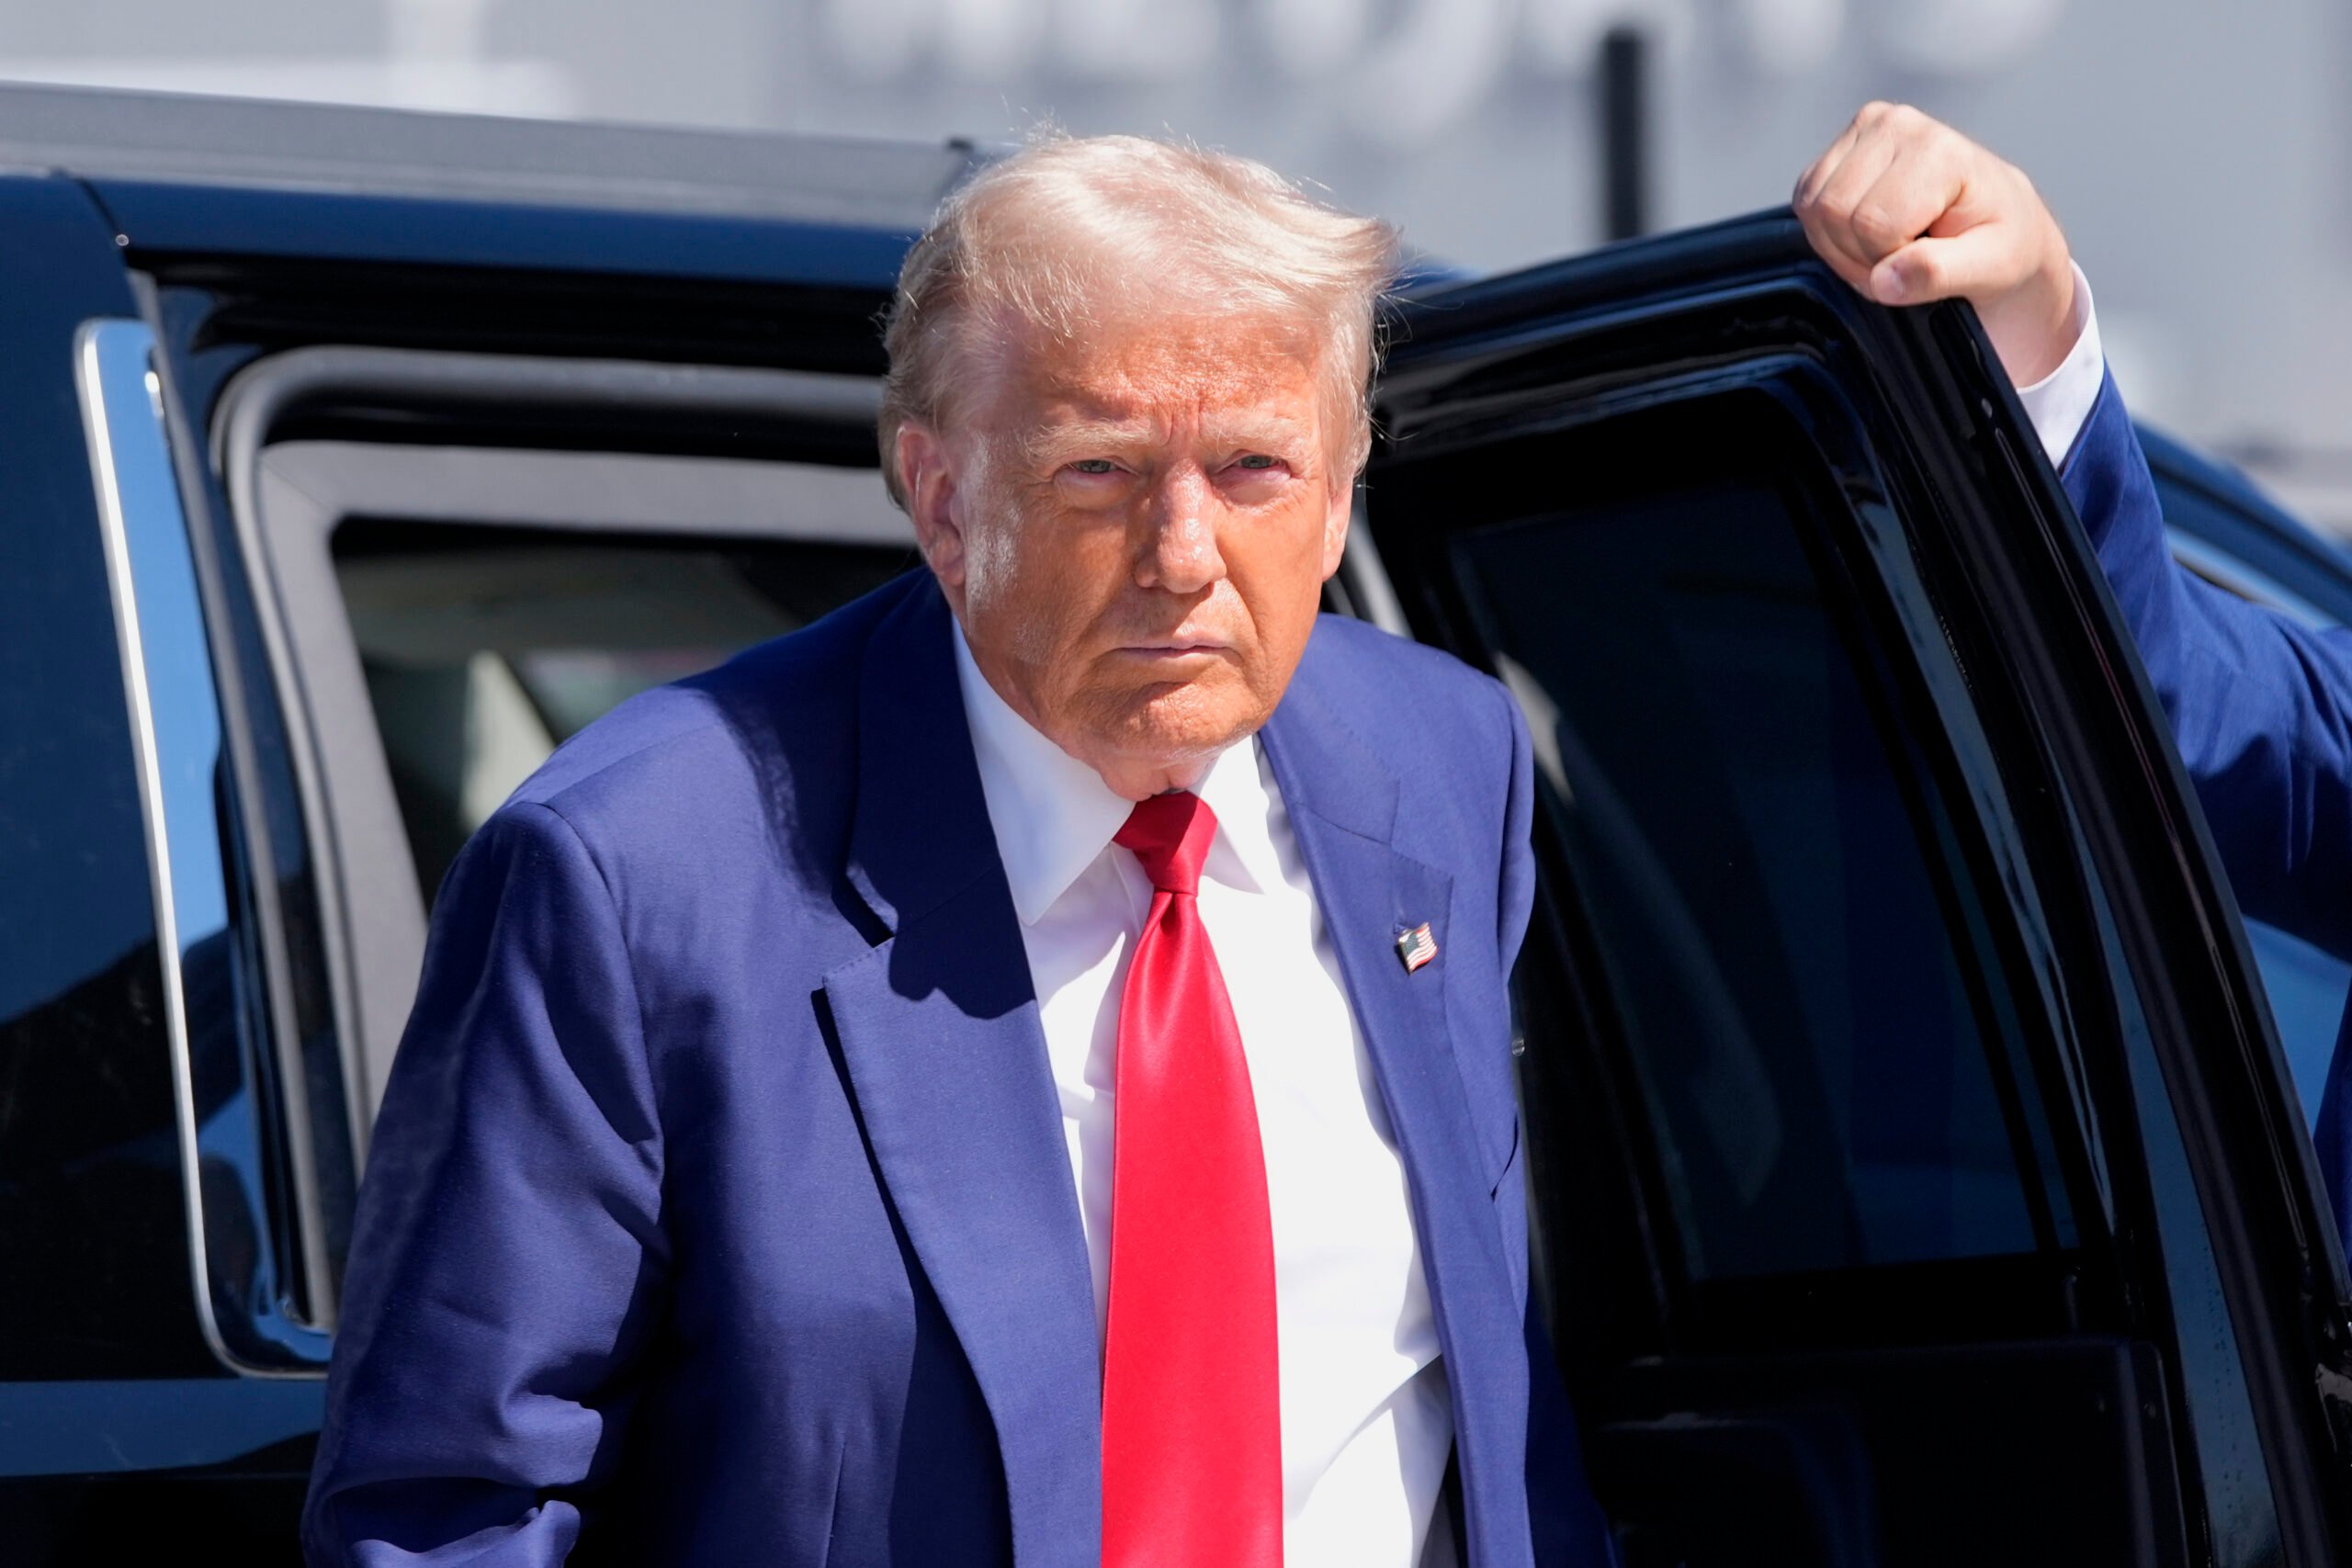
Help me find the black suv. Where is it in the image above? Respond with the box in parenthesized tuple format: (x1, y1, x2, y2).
(5, 82, 2348, 1566)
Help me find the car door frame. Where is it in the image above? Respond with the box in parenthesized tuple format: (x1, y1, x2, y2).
(1364, 208, 2352, 1562)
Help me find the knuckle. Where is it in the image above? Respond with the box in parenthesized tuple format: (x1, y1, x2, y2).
(1849, 202, 1903, 248)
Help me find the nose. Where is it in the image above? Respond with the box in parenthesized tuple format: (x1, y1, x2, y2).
(1136, 465, 1226, 595)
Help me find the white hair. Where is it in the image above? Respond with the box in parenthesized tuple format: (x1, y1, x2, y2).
(876, 131, 1401, 510)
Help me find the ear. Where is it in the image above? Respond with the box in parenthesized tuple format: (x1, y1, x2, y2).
(1317, 468, 1355, 581)
(898, 423, 969, 597)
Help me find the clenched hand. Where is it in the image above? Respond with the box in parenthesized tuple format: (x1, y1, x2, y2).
(1794, 101, 2078, 386)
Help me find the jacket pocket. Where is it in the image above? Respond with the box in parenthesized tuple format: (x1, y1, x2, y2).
(1488, 1113, 1521, 1201)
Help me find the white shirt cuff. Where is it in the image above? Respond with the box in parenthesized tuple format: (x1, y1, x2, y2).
(2013, 258, 2102, 467)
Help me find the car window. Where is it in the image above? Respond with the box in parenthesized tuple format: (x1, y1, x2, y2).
(332, 518, 912, 907)
(1452, 433, 2075, 1286)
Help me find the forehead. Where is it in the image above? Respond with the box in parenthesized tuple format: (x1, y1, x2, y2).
(983, 304, 1325, 432)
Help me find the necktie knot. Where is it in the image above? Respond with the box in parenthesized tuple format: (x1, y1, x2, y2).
(1115, 790, 1218, 896)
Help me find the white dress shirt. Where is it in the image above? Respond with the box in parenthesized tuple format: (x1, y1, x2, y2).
(940, 263, 2109, 1567)
(2017, 261, 2105, 467)
(951, 631, 1455, 1568)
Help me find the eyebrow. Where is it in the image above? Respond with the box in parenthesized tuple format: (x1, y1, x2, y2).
(1020, 412, 1314, 469)
(1023, 419, 1155, 467)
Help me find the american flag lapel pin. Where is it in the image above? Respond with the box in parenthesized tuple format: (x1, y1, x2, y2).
(1396, 921, 1438, 975)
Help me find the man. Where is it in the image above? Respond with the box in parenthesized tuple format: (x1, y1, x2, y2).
(304, 110, 2125, 1565)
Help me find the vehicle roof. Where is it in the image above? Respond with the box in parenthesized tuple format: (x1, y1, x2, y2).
(0, 79, 980, 232)
(0, 82, 1475, 299)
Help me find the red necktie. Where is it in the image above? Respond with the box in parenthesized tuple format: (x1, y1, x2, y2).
(1101, 790, 1283, 1568)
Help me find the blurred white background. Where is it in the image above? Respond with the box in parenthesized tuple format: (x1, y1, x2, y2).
(6, 0, 2345, 523)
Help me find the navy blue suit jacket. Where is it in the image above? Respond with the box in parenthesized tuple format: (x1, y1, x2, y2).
(2068, 367, 2352, 1241)
(301, 569, 1613, 1564)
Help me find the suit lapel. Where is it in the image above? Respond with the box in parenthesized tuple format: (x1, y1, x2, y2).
(1260, 647, 1530, 1568)
(822, 578, 1101, 1567)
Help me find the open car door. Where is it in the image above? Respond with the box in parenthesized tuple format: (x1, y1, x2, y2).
(1361, 210, 2352, 1567)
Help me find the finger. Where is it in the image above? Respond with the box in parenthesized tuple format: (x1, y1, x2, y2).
(1798, 210, 1881, 298)
(1795, 99, 1904, 204)
(1795, 195, 1884, 300)
(1804, 127, 1904, 278)
(1792, 114, 1865, 208)
(1869, 224, 2016, 305)
(1844, 136, 1970, 265)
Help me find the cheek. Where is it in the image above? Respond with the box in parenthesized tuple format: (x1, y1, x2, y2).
(963, 508, 1118, 663)
(1225, 504, 1331, 654)
(960, 518, 1022, 612)
(964, 536, 1053, 668)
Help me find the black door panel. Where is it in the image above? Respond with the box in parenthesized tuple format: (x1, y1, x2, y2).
(1438, 389, 2080, 1288)
(1596, 1340, 2180, 1567)
(1370, 211, 2351, 1562)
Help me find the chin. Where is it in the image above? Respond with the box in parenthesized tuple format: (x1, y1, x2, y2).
(1058, 663, 1273, 766)
(1118, 683, 1265, 761)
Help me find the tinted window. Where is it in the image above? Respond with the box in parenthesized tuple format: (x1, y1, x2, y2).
(330, 518, 913, 905)
(1448, 408, 2074, 1283)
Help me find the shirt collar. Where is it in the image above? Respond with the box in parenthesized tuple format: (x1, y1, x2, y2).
(950, 618, 1280, 926)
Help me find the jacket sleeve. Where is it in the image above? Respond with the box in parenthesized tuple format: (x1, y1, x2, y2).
(302, 799, 667, 1566)
(2069, 365, 2352, 962)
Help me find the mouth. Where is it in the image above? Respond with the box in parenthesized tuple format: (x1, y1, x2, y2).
(1114, 642, 1229, 662)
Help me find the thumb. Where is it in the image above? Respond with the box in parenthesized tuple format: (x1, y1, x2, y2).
(1868, 224, 2010, 306)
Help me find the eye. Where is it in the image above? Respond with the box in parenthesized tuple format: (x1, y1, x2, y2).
(1235, 454, 1280, 470)
(1068, 458, 1119, 476)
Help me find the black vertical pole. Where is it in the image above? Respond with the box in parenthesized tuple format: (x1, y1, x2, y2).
(1600, 26, 1648, 242)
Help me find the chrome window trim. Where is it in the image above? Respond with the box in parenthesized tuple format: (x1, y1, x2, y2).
(79, 316, 330, 1375)
(1338, 491, 1410, 637)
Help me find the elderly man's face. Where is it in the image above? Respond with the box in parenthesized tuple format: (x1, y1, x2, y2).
(900, 305, 1351, 799)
